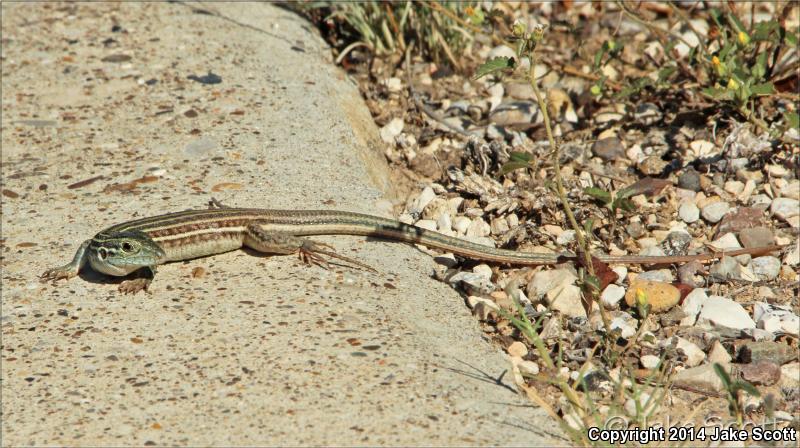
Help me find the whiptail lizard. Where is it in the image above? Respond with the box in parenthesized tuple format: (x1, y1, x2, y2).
(41, 202, 785, 294)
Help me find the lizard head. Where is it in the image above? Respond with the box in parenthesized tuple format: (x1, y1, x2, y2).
(88, 231, 165, 276)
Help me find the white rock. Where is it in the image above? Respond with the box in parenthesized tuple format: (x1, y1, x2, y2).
(697, 296, 756, 330)
(527, 269, 578, 298)
(467, 295, 499, 311)
(447, 272, 495, 294)
(610, 317, 636, 338)
(472, 264, 493, 280)
(701, 201, 731, 223)
(636, 269, 674, 283)
(452, 216, 471, 234)
(780, 362, 800, 387)
(408, 186, 436, 216)
(680, 288, 708, 326)
(771, 197, 799, 221)
(382, 77, 403, 93)
(612, 266, 627, 285)
(487, 44, 516, 60)
(707, 340, 732, 364)
(600, 284, 626, 309)
(670, 336, 706, 367)
(673, 364, 724, 392)
(490, 217, 509, 235)
(784, 244, 800, 266)
(380, 117, 404, 143)
(766, 163, 790, 177)
(556, 230, 575, 245)
(781, 179, 800, 199)
(750, 256, 781, 280)
(750, 194, 772, 209)
(724, 180, 745, 195)
(436, 212, 452, 232)
(710, 232, 742, 251)
(624, 392, 657, 417)
(517, 360, 539, 376)
(507, 341, 528, 357)
(466, 217, 490, 238)
(678, 201, 700, 223)
(415, 219, 437, 231)
(486, 83, 504, 111)
(754, 302, 800, 336)
(546, 283, 585, 318)
(640, 355, 661, 369)
(689, 139, 716, 158)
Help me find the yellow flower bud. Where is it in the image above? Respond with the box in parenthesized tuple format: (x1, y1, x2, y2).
(737, 31, 750, 46)
(712, 56, 720, 66)
(727, 78, 739, 90)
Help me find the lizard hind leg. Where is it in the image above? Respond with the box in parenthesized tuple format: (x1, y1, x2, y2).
(244, 224, 377, 273)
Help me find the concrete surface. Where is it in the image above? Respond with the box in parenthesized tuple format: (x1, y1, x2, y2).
(1, 3, 561, 446)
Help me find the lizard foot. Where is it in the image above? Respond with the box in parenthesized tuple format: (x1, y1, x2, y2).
(297, 241, 378, 274)
(118, 278, 152, 294)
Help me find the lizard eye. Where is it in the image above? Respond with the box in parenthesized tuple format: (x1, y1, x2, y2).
(121, 242, 134, 252)
(98, 248, 108, 260)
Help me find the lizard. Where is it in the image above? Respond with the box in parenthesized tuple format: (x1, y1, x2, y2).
(40, 201, 786, 294)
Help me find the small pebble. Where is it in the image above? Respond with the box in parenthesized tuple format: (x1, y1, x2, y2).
(380, 117, 404, 143)
(507, 341, 528, 358)
(635, 269, 674, 283)
(770, 197, 799, 221)
(701, 201, 731, 223)
(640, 355, 661, 369)
(739, 341, 795, 364)
(678, 202, 699, 223)
(591, 137, 625, 161)
(678, 169, 701, 192)
(679, 288, 708, 326)
(624, 280, 680, 312)
(600, 284, 625, 309)
(696, 296, 755, 330)
(738, 227, 773, 248)
(750, 256, 781, 280)
(707, 340, 732, 364)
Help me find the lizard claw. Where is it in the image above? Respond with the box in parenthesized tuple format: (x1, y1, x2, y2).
(118, 278, 152, 294)
(297, 241, 378, 274)
(40, 267, 76, 283)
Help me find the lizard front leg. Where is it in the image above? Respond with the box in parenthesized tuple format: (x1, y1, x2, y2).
(40, 239, 92, 282)
(118, 266, 157, 294)
(244, 224, 377, 273)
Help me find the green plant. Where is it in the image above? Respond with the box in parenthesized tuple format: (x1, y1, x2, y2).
(615, 2, 799, 138)
(714, 363, 761, 428)
(302, 1, 481, 69)
(700, 8, 797, 134)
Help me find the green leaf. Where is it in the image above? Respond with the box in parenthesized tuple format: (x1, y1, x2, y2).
(713, 363, 732, 389)
(657, 66, 677, 84)
(500, 161, 532, 174)
(702, 86, 733, 101)
(709, 8, 724, 28)
(583, 275, 601, 293)
(613, 198, 635, 212)
(752, 20, 779, 41)
(727, 12, 747, 34)
(786, 31, 798, 46)
(753, 51, 768, 80)
(750, 82, 775, 96)
(509, 151, 534, 163)
(618, 177, 671, 199)
(584, 187, 612, 204)
(786, 112, 799, 130)
(473, 56, 516, 80)
(732, 380, 761, 397)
